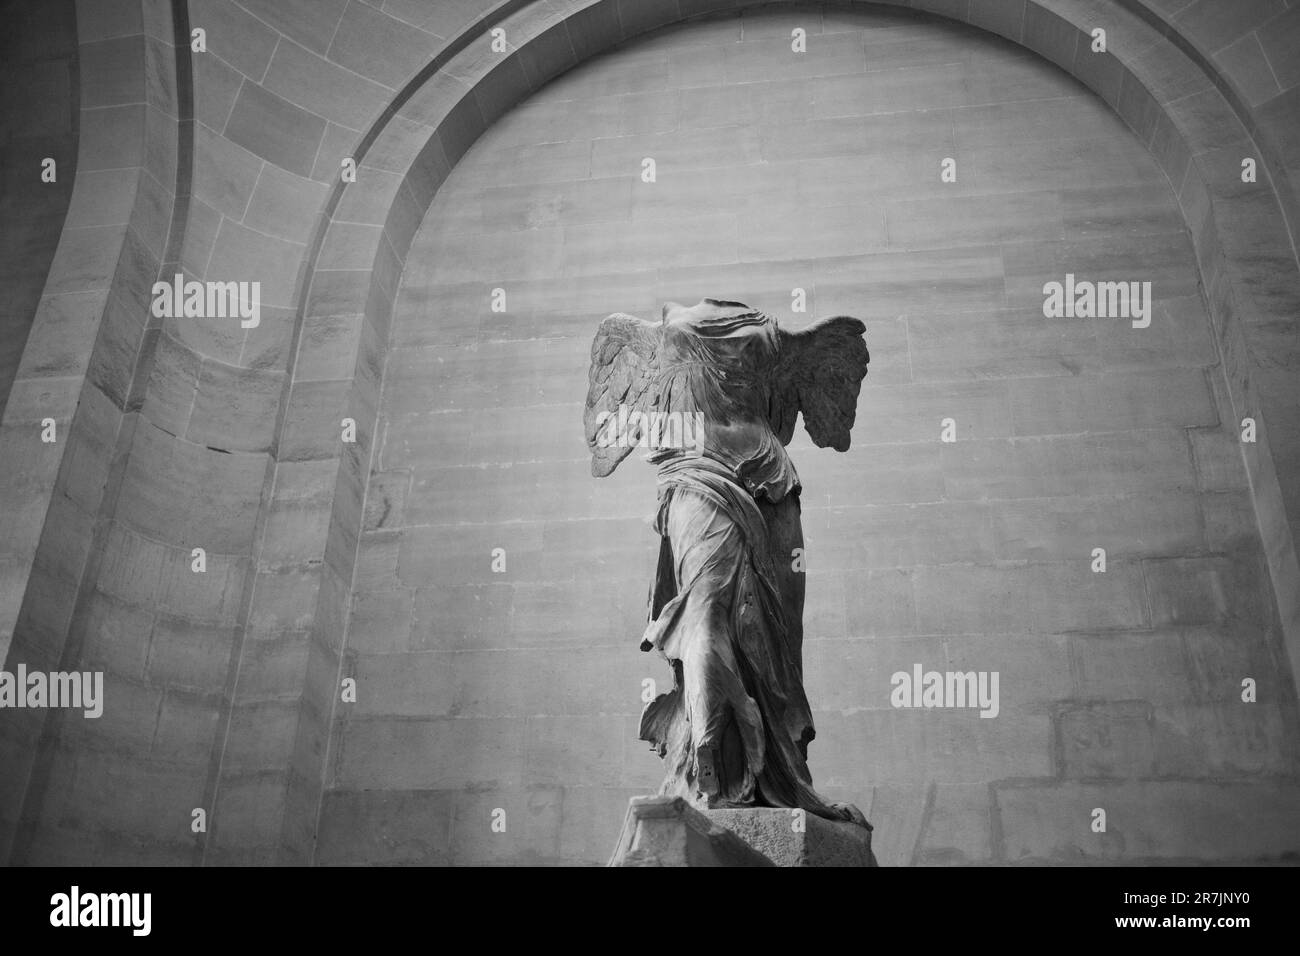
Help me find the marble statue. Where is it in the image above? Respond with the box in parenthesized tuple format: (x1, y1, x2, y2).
(585, 298, 871, 828)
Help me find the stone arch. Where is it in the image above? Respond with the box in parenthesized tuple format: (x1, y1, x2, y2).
(279, 0, 1300, 864)
(293, 0, 1300, 732)
(0, 0, 193, 863)
(3, 0, 1297, 865)
(298, 0, 1300, 866)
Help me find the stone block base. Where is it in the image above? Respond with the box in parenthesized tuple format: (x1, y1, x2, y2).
(708, 806, 877, 866)
(609, 796, 877, 867)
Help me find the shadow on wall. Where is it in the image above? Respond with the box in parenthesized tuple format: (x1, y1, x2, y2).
(0, 0, 79, 420)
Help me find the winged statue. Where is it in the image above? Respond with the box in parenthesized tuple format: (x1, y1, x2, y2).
(584, 298, 872, 828)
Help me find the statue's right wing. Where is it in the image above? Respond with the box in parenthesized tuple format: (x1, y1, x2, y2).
(584, 312, 664, 477)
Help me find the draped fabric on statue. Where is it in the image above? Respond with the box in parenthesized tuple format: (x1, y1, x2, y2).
(638, 455, 846, 821)
(585, 298, 870, 827)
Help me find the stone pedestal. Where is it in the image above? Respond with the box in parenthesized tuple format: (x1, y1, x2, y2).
(707, 806, 877, 866)
(608, 796, 877, 867)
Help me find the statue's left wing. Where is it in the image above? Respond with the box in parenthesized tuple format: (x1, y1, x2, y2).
(584, 312, 664, 477)
(768, 315, 870, 451)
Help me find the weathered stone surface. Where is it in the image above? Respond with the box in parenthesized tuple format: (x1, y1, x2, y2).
(583, 300, 869, 820)
(608, 796, 774, 867)
(7, 0, 1300, 870)
(314, 3, 1300, 870)
(707, 806, 878, 867)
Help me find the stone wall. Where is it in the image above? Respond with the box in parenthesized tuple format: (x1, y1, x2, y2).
(2, 0, 1297, 867)
(0, 0, 188, 864)
(0, 0, 79, 423)
(317, 6, 1300, 865)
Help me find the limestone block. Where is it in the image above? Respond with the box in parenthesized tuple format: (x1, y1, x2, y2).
(317, 787, 454, 865)
(968, 0, 1025, 42)
(187, 0, 277, 78)
(80, 35, 145, 108)
(707, 806, 878, 867)
(609, 796, 774, 866)
(262, 38, 390, 132)
(1172, 0, 1277, 60)
(1256, 6, 1300, 89)
(327, 0, 428, 87)
(224, 81, 325, 178)
(609, 796, 878, 866)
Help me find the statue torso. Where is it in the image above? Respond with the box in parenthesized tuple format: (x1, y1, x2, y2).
(647, 309, 800, 502)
